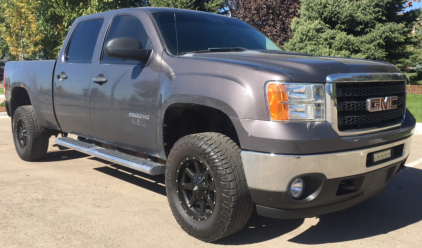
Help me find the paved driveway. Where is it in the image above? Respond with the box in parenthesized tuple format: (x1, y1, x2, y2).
(0, 115, 421, 247)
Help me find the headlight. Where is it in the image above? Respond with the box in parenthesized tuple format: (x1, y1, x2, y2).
(266, 82, 325, 121)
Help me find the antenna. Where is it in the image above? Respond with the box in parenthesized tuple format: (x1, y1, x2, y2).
(173, 0, 179, 56)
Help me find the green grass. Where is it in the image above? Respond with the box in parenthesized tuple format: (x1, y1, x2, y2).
(0, 86, 3, 95)
(0, 101, 4, 107)
(407, 94, 422, 122)
(403, 72, 417, 79)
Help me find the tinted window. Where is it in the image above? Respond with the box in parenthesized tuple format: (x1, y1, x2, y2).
(66, 18, 104, 63)
(102, 15, 149, 63)
(152, 11, 281, 55)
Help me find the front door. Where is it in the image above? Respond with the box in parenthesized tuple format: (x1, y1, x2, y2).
(54, 18, 104, 138)
(89, 14, 159, 154)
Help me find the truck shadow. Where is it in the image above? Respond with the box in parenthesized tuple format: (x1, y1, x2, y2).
(35, 145, 89, 162)
(92, 161, 167, 197)
(217, 167, 422, 245)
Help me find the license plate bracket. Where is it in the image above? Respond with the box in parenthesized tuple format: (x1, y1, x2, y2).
(373, 149, 393, 163)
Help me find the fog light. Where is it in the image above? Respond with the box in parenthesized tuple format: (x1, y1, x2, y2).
(290, 178, 305, 199)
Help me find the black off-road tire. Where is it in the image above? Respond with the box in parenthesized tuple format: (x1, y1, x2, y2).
(166, 133, 253, 242)
(12, 106, 49, 161)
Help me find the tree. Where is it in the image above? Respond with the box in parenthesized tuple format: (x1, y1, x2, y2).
(0, 0, 43, 60)
(150, 0, 225, 13)
(35, 0, 149, 59)
(0, 0, 9, 60)
(227, 0, 301, 47)
(284, 0, 421, 65)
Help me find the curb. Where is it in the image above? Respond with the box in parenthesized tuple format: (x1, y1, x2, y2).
(0, 112, 8, 116)
(416, 123, 422, 134)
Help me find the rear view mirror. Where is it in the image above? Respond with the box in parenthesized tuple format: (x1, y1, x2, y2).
(105, 37, 152, 62)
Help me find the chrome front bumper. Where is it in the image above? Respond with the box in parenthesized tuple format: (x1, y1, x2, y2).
(241, 136, 412, 192)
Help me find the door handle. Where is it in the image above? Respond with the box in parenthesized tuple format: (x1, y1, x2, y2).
(92, 74, 108, 85)
(56, 72, 68, 82)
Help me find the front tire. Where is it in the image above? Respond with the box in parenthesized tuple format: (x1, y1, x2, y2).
(12, 106, 49, 161)
(165, 133, 253, 242)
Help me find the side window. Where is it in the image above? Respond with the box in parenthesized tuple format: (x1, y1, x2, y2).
(66, 18, 104, 63)
(102, 15, 149, 63)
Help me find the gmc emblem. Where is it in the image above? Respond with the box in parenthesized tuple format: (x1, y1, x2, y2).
(366, 96, 398, 112)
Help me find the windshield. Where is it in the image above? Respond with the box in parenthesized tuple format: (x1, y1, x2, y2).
(151, 11, 282, 55)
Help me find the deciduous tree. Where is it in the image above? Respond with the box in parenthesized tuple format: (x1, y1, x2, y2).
(150, 0, 225, 13)
(227, 0, 301, 47)
(35, 0, 149, 59)
(0, 0, 43, 60)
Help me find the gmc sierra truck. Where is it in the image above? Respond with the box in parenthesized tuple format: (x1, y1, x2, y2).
(3, 8, 416, 242)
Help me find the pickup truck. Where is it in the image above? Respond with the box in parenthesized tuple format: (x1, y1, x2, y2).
(3, 7, 416, 242)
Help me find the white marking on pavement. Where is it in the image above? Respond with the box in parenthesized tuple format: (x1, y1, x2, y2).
(406, 157, 422, 168)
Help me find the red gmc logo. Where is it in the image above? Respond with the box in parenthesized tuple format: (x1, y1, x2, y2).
(366, 96, 398, 112)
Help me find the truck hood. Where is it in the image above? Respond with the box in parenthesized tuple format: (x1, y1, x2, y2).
(186, 51, 400, 82)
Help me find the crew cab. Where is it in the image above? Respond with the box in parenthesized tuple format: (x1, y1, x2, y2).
(3, 8, 416, 242)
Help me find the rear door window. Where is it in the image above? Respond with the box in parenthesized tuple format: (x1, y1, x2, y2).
(66, 18, 104, 63)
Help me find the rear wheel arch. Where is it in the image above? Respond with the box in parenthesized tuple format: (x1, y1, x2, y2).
(10, 86, 32, 117)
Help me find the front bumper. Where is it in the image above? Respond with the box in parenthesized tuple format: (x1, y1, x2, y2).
(241, 136, 412, 219)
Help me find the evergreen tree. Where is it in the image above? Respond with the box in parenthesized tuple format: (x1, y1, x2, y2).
(284, 0, 421, 65)
(150, 0, 225, 13)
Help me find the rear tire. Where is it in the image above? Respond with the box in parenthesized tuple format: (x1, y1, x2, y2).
(12, 106, 49, 161)
(165, 133, 253, 242)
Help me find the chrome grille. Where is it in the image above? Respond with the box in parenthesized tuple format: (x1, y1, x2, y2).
(336, 81, 406, 131)
(338, 84, 405, 97)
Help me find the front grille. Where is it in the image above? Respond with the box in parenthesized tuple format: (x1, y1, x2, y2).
(336, 81, 406, 131)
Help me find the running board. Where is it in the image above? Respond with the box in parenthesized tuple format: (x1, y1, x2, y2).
(55, 137, 166, 176)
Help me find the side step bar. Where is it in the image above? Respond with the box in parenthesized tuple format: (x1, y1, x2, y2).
(55, 137, 166, 176)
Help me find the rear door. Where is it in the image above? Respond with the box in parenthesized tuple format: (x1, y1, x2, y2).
(89, 14, 159, 154)
(54, 18, 104, 138)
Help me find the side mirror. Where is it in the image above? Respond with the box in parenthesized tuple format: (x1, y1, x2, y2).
(105, 37, 152, 62)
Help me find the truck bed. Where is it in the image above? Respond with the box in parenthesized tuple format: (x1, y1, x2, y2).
(5, 60, 59, 129)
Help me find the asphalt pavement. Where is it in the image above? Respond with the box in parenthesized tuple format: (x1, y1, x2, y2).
(0, 115, 421, 248)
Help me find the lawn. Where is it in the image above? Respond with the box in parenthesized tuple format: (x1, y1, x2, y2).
(0, 86, 3, 95)
(407, 94, 422, 123)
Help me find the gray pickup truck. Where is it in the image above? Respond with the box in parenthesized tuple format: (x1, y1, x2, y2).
(3, 7, 416, 242)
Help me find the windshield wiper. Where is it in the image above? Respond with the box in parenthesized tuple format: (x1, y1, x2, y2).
(183, 47, 247, 54)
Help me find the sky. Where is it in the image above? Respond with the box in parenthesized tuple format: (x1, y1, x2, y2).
(407, 1, 422, 11)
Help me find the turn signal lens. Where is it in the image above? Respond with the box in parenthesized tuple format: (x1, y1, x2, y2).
(266, 82, 325, 121)
(267, 84, 289, 120)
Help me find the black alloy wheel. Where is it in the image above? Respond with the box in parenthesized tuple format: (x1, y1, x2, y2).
(16, 119, 27, 148)
(177, 157, 216, 221)
(166, 133, 253, 242)
(12, 106, 49, 161)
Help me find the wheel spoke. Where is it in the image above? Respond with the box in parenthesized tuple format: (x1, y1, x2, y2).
(185, 168, 195, 179)
(200, 201, 205, 215)
(203, 170, 210, 178)
(188, 195, 197, 207)
(193, 160, 200, 173)
(207, 196, 215, 210)
(182, 183, 192, 190)
(208, 182, 216, 191)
